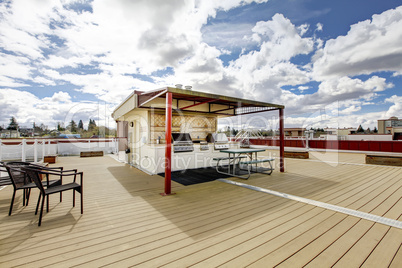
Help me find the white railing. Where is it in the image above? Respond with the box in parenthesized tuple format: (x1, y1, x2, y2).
(0, 138, 119, 162)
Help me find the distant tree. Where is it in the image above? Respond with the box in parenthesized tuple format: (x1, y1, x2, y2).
(68, 120, 77, 133)
(88, 119, 97, 131)
(33, 123, 47, 135)
(57, 122, 66, 131)
(0, 125, 3, 131)
(78, 120, 84, 130)
(7, 117, 19, 130)
(366, 127, 371, 134)
(373, 127, 378, 133)
(357, 125, 364, 133)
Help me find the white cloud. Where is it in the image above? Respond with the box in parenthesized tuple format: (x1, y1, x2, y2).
(312, 6, 402, 79)
(0, 53, 32, 81)
(384, 95, 402, 118)
(297, 23, 309, 36)
(301, 76, 392, 107)
(283, 101, 382, 129)
(32, 76, 56, 86)
(298, 85, 309, 92)
(338, 105, 361, 115)
(251, 14, 314, 62)
(0, 88, 112, 129)
(202, 22, 255, 49)
(0, 0, 401, 131)
(43, 91, 72, 103)
(221, 14, 315, 105)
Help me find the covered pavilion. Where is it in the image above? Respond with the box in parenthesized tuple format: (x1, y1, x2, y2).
(112, 86, 285, 195)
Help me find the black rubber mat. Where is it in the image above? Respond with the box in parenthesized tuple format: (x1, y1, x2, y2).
(158, 167, 233, 186)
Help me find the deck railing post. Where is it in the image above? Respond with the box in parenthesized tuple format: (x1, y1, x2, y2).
(22, 139, 26, 162)
(47, 140, 51, 155)
(279, 108, 285, 172)
(34, 139, 38, 162)
(114, 138, 118, 154)
(42, 139, 46, 162)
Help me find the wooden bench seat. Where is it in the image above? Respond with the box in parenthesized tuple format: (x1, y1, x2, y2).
(365, 154, 402, 166)
(80, 151, 104, 158)
(284, 151, 309, 159)
(44, 155, 57, 164)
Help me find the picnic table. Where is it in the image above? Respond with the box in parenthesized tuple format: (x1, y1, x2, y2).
(213, 148, 274, 179)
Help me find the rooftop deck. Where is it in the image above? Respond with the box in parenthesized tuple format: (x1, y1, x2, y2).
(0, 151, 401, 267)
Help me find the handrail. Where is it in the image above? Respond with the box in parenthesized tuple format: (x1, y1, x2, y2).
(0, 138, 120, 161)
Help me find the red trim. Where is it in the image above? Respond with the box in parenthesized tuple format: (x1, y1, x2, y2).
(180, 99, 218, 110)
(247, 138, 402, 153)
(279, 108, 285, 172)
(162, 92, 174, 196)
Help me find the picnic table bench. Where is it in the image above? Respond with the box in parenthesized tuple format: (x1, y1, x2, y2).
(215, 148, 274, 179)
(239, 158, 274, 176)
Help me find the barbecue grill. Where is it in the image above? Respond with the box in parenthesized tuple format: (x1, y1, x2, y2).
(207, 133, 230, 150)
(199, 141, 209, 150)
(172, 133, 194, 153)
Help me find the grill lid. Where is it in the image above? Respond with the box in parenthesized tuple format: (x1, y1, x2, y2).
(207, 133, 229, 143)
(172, 133, 193, 143)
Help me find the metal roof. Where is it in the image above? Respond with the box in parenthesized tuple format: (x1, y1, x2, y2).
(134, 87, 284, 117)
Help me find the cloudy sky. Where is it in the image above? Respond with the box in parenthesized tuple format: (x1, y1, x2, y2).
(0, 0, 401, 131)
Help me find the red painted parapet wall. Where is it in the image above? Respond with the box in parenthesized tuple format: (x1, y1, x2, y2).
(247, 138, 402, 153)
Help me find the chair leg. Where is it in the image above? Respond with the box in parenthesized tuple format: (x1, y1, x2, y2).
(73, 190, 75, 207)
(80, 188, 83, 214)
(22, 189, 26, 206)
(38, 194, 45, 226)
(9, 190, 16, 216)
(26, 188, 31, 206)
(60, 192, 62, 202)
(46, 195, 49, 213)
(35, 194, 41, 215)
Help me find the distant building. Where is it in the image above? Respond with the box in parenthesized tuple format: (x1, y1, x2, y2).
(324, 127, 357, 136)
(19, 127, 34, 137)
(284, 128, 306, 137)
(378, 116, 402, 140)
(0, 130, 20, 138)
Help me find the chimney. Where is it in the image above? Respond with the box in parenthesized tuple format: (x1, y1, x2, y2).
(185, 85, 192, 90)
(175, 84, 183, 89)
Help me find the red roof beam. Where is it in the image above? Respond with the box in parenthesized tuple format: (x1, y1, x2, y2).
(180, 99, 218, 110)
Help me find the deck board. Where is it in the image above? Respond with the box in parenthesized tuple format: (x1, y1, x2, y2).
(333, 223, 392, 267)
(0, 152, 401, 267)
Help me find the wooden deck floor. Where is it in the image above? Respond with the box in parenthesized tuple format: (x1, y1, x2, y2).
(0, 151, 401, 267)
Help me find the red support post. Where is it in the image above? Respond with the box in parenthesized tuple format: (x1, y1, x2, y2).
(162, 92, 174, 196)
(279, 108, 285, 172)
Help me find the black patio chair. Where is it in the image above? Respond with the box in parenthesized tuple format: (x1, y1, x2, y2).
(23, 167, 83, 226)
(0, 162, 12, 187)
(4, 162, 63, 216)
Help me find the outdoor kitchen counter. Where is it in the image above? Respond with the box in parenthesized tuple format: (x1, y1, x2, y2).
(138, 143, 240, 174)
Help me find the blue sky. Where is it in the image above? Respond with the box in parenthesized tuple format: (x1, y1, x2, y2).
(0, 0, 401, 131)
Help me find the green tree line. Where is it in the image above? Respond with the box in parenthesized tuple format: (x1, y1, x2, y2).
(1, 117, 115, 138)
